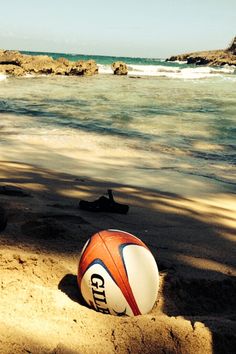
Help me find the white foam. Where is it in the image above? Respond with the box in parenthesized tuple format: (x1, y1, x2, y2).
(0, 73, 7, 81)
(98, 64, 113, 74)
(175, 67, 217, 79)
(172, 60, 188, 64)
(127, 65, 211, 79)
(178, 66, 235, 79)
(213, 66, 235, 74)
(129, 64, 181, 75)
(98, 63, 235, 79)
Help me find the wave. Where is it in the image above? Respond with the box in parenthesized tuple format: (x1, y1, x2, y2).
(98, 63, 236, 79)
(1, 64, 235, 81)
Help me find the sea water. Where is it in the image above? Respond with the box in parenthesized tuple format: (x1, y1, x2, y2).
(0, 51, 235, 197)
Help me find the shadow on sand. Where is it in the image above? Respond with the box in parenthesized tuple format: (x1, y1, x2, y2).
(0, 160, 235, 353)
(58, 273, 88, 308)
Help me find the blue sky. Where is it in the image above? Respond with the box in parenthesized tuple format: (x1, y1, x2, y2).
(0, 0, 235, 57)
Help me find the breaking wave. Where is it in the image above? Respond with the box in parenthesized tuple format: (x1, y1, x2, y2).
(98, 63, 236, 79)
(0, 74, 7, 81)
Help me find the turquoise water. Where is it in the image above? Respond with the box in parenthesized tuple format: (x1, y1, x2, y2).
(21, 50, 184, 67)
(0, 52, 236, 196)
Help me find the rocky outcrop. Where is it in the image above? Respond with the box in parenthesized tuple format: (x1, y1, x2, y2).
(21, 55, 57, 74)
(166, 37, 236, 66)
(227, 36, 236, 54)
(111, 61, 128, 75)
(0, 50, 25, 66)
(0, 64, 25, 76)
(0, 50, 99, 76)
(69, 60, 98, 76)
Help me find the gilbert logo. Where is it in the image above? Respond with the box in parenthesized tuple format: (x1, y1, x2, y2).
(90, 273, 110, 314)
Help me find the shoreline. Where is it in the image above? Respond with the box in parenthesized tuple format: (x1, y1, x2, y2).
(0, 160, 235, 353)
(0, 111, 235, 200)
(1, 48, 235, 80)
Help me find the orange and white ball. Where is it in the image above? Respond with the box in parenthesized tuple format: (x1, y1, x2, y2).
(77, 229, 159, 316)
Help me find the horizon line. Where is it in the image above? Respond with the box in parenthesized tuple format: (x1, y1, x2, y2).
(4, 48, 165, 60)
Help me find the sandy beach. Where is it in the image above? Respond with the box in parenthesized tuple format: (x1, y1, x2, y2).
(1, 0, 236, 351)
(0, 160, 235, 353)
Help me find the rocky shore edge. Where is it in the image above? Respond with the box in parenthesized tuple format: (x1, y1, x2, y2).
(0, 49, 129, 77)
(166, 36, 236, 66)
(1, 37, 236, 78)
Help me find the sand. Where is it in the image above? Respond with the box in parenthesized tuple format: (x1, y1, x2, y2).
(0, 161, 235, 354)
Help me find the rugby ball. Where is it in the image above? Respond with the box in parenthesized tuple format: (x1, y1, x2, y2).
(77, 229, 159, 316)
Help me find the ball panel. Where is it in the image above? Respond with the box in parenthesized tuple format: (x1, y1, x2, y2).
(78, 232, 109, 286)
(122, 245, 159, 314)
(107, 229, 143, 242)
(99, 229, 147, 249)
(80, 263, 133, 316)
(98, 230, 145, 315)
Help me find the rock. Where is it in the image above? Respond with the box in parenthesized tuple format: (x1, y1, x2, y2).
(0, 206, 7, 232)
(21, 55, 57, 74)
(54, 63, 71, 75)
(0, 50, 25, 66)
(227, 36, 236, 54)
(111, 61, 128, 75)
(166, 37, 236, 66)
(0, 64, 25, 76)
(54, 58, 72, 75)
(0, 50, 98, 77)
(84, 60, 99, 76)
(69, 60, 98, 76)
(56, 57, 70, 66)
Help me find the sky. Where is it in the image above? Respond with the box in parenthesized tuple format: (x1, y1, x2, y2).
(0, 0, 235, 58)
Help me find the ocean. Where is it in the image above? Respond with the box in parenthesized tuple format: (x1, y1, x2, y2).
(0, 51, 235, 197)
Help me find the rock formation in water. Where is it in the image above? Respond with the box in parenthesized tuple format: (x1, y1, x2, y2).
(111, 61, 128, 75)
(0, 50, 98, 76)
(166, 36, 236, 66)
(227, 36, 236, 54)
